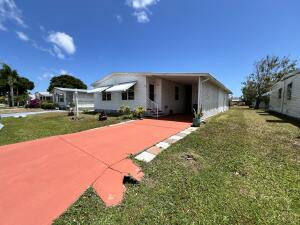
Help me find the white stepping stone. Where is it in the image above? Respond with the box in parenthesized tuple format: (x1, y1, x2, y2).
(187, 127, 198, 132)
(169, 135, 183, 140)
(135, 151, 156, 162)
(181, 130, 192, 135)
(156, 142, 170, 149)
(0, 123, 4, 130)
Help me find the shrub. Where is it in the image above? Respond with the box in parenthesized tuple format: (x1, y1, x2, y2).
(119, 105, 131, 115)
(25, 99, 40, 108)
(41, 102, 58, 109)
(133, 106, 145, 119)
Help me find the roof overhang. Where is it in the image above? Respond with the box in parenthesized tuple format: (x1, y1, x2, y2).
(87, 86, 110, 93)
(105, 81, 136, 92)
(92, 72, 232, 94)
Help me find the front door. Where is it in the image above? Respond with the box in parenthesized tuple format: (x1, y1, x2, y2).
(149, 84, 155, 101)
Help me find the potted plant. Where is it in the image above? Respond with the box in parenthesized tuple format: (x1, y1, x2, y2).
(193, 106, 203, 127)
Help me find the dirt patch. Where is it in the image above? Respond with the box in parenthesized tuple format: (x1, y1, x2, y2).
(178, 152, 203, 171)
(293, 138, 300, 148)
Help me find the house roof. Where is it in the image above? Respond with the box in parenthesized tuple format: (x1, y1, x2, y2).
(281, 69, 300, 81)
(53, 87, 90, 93)
(36, 91, 52, 97)
(92, 72, 232, 94)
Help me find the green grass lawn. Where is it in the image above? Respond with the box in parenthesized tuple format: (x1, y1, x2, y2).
(0, 112, 126, 146)
(54, 108, 300, 225)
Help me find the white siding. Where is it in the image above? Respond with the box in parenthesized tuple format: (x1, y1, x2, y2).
(93, 74, 147, 111)
(201, 80, 229, 119)
(269, 74, 300, 119)
(160, 79, 185, 114)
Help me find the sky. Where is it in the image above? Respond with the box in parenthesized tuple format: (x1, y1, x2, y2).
(0, 0, 300, 96)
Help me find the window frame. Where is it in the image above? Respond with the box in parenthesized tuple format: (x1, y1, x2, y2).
(102, 92, 111, 101)
(121, 86, 135, 101)
(278, 88, 282, 99)
(175, 86, 179, 101)
(287, 83, 293, 100)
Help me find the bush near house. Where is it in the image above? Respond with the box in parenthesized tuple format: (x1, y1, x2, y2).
(25, 99, 40, 108)
(41, 102, 58, 110)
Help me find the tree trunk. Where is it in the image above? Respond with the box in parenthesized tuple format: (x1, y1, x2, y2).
(255, 97, 260, 109)
(10, 85, 14, 107)
(16, 89, 19, 106)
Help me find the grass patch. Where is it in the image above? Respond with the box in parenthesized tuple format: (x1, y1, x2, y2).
(52, 108, 299, 224)
(0, 112, 127, 146)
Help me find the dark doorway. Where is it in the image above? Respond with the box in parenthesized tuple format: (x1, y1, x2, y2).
(149, 84, 155, 101)
(184, 85, 192, 113)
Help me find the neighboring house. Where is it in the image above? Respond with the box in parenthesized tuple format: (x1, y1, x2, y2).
(231, 97, 245, 106)
(90, 72, 231, 119)
(35, 92, 53, 101)
(269, 69, 300, 119)
(52, 87, 94, 110)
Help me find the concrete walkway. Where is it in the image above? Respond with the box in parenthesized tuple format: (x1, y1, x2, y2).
(0, 115, 191, 225)
(0, 110, 64, 118)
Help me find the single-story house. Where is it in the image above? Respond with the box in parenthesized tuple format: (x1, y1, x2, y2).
(268, 69, 300, 119)
(35, 91, 53, 102)
(90, 72, 232, 119)
(231, 97, 245, 106)
(52, 87, 94, 110)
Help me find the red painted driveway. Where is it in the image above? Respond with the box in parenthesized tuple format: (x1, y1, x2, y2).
(0, 116, 191, 225)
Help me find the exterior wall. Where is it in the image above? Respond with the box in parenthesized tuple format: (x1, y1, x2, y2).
(93, 74, 147, 111)
(53, 89, 94, 109)
(201, 80, 229, 119)
(160, 79, 185, 114)
(77, 93, 94, 109)
(53, 89, 67, 109)
(269, 74, 300, 119)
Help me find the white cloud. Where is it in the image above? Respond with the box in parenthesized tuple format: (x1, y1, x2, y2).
(48, 32, 76, 59)
(16, 31, 29, 41)
(133, 11, 149, 23)
(0, 0, 26, 31)
(37, 72, 54, 81)
(59, 69, 68, 74)
(126, 0, 159, 23)
(116, 14, 123, 23)
(126, 0, 159, 10)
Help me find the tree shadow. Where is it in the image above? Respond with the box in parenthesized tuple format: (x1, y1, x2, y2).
(260, 111, 300, 128)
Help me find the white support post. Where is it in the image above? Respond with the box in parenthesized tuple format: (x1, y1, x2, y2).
(75, 91, 79, 118)
(197, 77, 202, 112)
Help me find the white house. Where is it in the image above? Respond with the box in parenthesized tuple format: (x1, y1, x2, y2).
(35, 91, 53, 101)
(90, 73, 231, 119)
(269, 69, 300, 119)
(52, 87, 94, 110)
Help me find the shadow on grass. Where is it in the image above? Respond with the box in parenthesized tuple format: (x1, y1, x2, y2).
(257, 110, 300, 128)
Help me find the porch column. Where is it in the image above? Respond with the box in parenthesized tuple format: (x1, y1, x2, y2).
(197, 77, 202, 112)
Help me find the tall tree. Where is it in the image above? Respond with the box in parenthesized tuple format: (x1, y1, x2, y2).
(0, 64, 18, 107)
(0, 64, 34, 106)
(242, 55, 297, 108)
(47, 74, 87, 92)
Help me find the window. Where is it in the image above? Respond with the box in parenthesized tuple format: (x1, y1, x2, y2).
(58, 94, 64, 102)
(287, 83, 293, 100)
(121, 86, 135, 100)
(278, 88, 282, 99)
(175, 86, 179, 100)
(102, 92, 111, 101)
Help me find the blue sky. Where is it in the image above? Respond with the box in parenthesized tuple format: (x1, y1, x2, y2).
(0, 0, 299, 96)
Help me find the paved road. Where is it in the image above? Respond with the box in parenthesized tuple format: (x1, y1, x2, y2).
(0, 115, 191, 225)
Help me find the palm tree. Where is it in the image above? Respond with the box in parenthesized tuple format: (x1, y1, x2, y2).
(0, 64, 18, 107)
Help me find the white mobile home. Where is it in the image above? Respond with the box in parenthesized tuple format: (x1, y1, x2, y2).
(90, 73, 231, 119)
(269, 69, 300, 119)
(52, 87, 94, 110)
(35, 91, 53, 102)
